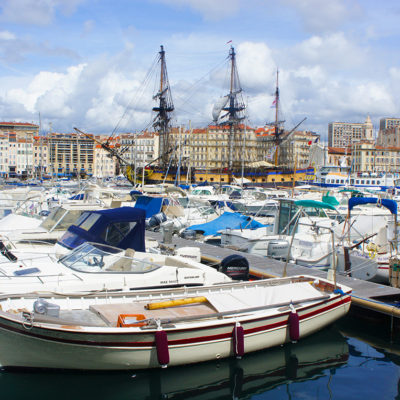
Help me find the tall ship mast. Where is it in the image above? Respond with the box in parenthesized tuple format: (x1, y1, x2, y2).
(152, 45, 175, 171)
(212, 46, 246, 178)
(272, 69, 284, 166)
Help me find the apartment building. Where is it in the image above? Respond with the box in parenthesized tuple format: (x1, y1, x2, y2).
(169, 125, 260, 171)
(47, 132, 95, 177)
(328, 116, 373, 147)
(352, 141, 400, 172)
(119, 131, 158, 168)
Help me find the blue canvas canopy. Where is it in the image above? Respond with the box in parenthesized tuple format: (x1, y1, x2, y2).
(185, 212, 265, 236)
(134, 196, 165, 218)
(348, 197, 397, 215)
(58, 207, 146, 251)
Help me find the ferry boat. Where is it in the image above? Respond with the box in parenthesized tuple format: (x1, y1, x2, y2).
(308, 166, 400, 191)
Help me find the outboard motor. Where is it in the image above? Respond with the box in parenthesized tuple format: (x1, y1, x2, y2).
(267, 240, 290, 259)
(219, 254, 249, 281)
(145, 212, 167, 230)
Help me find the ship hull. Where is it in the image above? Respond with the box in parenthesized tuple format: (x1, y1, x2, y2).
(147, 167, 315, 186)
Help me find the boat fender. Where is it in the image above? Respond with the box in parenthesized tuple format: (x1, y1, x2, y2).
(333, 288, 345, 296)
(288, 304, 300, 342)
(0, 240, 17, 262)
(155, 322, 169, 368)
(219, 254, 249, 281)
(232, 322, 244, 358)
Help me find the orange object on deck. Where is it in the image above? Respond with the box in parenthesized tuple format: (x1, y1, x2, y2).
(117, 314, 146, 327)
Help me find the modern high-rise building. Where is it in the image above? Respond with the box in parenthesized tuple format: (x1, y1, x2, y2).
(47, 132, 95, 177)
(328, 116, 373, 147)
(379, 117, 400, 131)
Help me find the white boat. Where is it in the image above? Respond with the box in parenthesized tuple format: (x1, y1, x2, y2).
(0, 241, 232, 294)
(0, 203, 106, 246)
(0, 275, 351, 370)
(336, 197, 399, 283)
(220, 199, 341, 265)
(0, 325, 348, 398)
(309, 166, 399, 191)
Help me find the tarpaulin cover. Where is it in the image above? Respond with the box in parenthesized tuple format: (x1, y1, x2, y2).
(186, 212, 265, 236)
(134, 196, 164, 218)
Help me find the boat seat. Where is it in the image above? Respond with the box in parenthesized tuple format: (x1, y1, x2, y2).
(164, 256, 193, 268)
(107, 248, 135, 271)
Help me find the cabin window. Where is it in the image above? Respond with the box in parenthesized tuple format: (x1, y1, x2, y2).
(199, 177, 203, 181)
(252, 179, 256, 182)
(340, 180, 344, 184)
(281, 178, 284, 182)
(291, 178, 294, 181)
(161, 175, 165, 179)
(100, 222, 132, 247)
(356, 180, 359, 184)
(272, 178, 275, 182)
(78, 213, 102, 231)
(262, 178, 266, 182)
(350, 179, 354, 184)
(210, 177, 214, 181)
(221, 178, 225, 182)
(372, 180, 375, 184)
(366, 180, 370, 184)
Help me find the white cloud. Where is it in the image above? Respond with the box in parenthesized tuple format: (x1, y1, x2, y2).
(0, 0, 84, 25)
(289, 32, 368, 71)
(0, 30, 16, 40)
(237, 42, 276, 92)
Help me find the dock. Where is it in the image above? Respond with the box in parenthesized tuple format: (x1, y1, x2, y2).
(148, 231, 400, 326)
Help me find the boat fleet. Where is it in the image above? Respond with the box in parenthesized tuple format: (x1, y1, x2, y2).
(0, 175, 395, 370)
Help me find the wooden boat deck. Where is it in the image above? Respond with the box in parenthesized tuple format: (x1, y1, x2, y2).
(90, 302, 217, 327)
(148, 231, 400, 320)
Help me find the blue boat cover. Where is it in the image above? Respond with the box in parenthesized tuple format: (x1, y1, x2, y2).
(186, 212, 265, 236)
(349, 197, 397, 215)
(58, 207, 146, 251)
(134, 196, 164, 218)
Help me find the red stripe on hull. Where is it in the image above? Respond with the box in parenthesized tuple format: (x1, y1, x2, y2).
(0, 295, 351, 348)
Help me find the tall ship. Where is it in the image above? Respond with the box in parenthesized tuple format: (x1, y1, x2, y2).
(83, 46, 315, 187)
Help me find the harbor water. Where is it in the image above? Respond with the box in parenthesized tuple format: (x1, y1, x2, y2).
(1, 314, 399, 400)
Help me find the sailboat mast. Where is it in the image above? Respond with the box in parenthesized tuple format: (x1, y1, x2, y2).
(274, 69, 280, 166)
(153, 45, 174, 170)
(228, 47, 235, 172)
(224, 46, 245, 174)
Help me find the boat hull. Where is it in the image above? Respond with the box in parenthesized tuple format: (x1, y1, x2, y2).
(0, 293, 350, 370)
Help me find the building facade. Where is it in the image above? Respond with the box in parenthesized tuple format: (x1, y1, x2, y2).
(379, 117, 400, 131)
(47, 132, 95, 177)
(352, 141, 400, 173)
(328, 116, 373, 147)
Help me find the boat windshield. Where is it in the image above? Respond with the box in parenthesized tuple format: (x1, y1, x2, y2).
(60, 242, 161, 274)
(40, 207, 84, 231)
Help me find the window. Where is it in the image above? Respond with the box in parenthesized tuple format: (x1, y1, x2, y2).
(100, 222, 133, 247)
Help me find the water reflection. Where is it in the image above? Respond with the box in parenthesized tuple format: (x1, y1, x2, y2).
(0, 326, 348, 400)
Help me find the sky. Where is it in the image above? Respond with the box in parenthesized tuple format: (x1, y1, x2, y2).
(1, 0, 400, 140)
